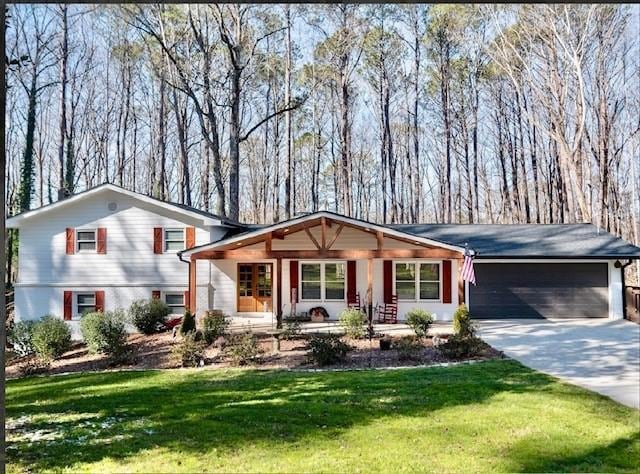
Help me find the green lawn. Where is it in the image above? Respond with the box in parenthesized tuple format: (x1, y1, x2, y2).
(6, 360, 639, 473)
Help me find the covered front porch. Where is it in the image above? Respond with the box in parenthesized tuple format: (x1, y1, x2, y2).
(180, 212, 468, 326)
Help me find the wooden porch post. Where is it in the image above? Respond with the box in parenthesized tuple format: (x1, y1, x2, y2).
(189, 256, 197, 313)
(276, 257, 283, 329)
(457, 257, 465, 305)
(367, 258, 373, 319)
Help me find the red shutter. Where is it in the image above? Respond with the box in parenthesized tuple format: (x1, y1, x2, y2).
(186, 227, 196, 249)
(383, 260, 393, 304)
(290, 260, 299, 302)
(184, 291, 190, 312)
(153, 227, 163, 254)
(66, 228, 75, 255)
(442, 260, 452, 304)
(347, 260, 356, 300)
(152, 290, 161, 299)
(63, 291, 73, 320)
(97, 228, 107, 254)
(95, 291, 105, 312)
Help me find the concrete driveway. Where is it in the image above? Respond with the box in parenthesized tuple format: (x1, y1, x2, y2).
(478, 319, 640, 409)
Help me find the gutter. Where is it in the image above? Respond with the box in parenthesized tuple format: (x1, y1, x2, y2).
(615, 259, 633, 320)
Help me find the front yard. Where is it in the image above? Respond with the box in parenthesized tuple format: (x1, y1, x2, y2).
(6, 359, 639, 473)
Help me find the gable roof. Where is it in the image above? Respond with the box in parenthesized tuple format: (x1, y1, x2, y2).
(6, 183, 242, 228)
(180, 211, 467, 257)
(391, 223, 640, 259)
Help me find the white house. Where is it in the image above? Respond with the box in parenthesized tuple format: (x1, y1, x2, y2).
(7, 184, 640, 335)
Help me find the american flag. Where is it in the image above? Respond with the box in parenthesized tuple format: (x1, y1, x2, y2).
(461, 247, 476, 285)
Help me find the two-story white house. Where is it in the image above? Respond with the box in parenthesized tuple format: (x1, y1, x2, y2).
(7, 184, 241, 335)
(8, 183, 640, 337)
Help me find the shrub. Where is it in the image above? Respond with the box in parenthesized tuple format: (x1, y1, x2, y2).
(307, 334, 351, 366)
(393, 335, 423, 361)
(129, 299, 170, 334)
(438, 333, 484, 360)
(8, 320, 36, 357)
(281, 319, 302, 340)
(453, 304, 475, 337)
(339, 308, 365, 339)
(224, 331, 262, 366)
(31, 316, 72, 362)
(80, 310, 128, 360)
(202, 312, 230, 345)
(179, 309, 196, 336)
(406, 308, 434, 339)
(172, 331, 207, 367)
(18, 357, 50, 377)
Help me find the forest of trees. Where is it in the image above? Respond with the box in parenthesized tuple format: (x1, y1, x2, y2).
(5, 4, 640, 282)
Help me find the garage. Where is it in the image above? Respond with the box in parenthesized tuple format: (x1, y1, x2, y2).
(469, 262, 609, 319)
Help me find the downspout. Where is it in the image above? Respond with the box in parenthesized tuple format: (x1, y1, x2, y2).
(615, 259, 633, 320)
(178, 251, 192, 311)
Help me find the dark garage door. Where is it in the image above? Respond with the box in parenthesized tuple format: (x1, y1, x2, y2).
(469, 263, 608, 319)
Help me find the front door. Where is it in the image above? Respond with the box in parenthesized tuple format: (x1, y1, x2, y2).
(237, 263, 273, 312)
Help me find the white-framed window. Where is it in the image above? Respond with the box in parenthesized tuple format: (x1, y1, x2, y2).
(164, 229, 185, 252)
(76, 292, 96, 317)
(394, 262, 441, 301)
(76, 229, 97, 252)
(300, 261, 345, 301)
(164, 292, 185, 314)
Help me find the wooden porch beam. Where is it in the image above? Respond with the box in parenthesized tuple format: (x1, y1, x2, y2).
(326, 224, 344, 250)
(320, 216, 327, 249)
(265, 232, 272, 252)
(304, 227, 322, 250)
(193, 248, 463, 260)
(376, 230, 384, 251)
(457, 258, 465, 305)
(276, 257, 283, 329)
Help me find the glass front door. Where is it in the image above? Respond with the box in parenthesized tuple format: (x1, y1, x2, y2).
(237, 263, 273, 312)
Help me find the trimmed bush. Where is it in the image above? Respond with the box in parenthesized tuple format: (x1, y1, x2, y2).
(31, 316, 72, 362)
(224, 331, 262, 366)
(406, 308, 434, 339)
(339, 308, 365, 339)
(80, 310, 128, 360)
(307, 334, 351, 366)
(438, 333, 484, 359)
(202, 312, 230, 345)
(453, 304, 475, 337)
(281, 319, 302, 340)
(180, 309, 196, 336)
(393, 335, 423, 361)
(8, 320, 36, 357)
(129, 299, 171, 335)
(172, 331, 206, 367)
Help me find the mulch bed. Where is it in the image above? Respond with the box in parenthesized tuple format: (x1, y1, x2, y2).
(6, 331, 503, 379)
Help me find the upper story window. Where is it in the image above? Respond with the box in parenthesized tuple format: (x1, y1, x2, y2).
(300, 262, 345, 301)
(76, 230, 96, 252)
(164, 229, 185, 251)
(395, 262, 441, 301)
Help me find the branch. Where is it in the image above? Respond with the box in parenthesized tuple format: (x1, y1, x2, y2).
(239, 95, 307, 142)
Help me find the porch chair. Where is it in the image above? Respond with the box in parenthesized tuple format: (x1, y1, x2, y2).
(377, 295, 398, 324)
(347, 292, 362, 312)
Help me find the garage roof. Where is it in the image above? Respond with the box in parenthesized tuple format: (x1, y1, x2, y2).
(389, 223, 640, 259)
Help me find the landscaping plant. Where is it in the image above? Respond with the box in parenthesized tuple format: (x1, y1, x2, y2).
(281, 319, 302, 340)
(172, 331, 207, 367)
(393, 335, 423, 361)
(180, 309, 196, 336)
(307, 333, 351, 366)
(338, 308, 365, 339)
(202, 312, 230, 345)
(452, 304, 475, 337)
(31, 316, 72, 362)
(406, 308, 434, 339)
(80, 310, 129, 361)
(129, 298, 170, 334)
(8, 320, 36, 357)
(224, 331, 262, 366)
